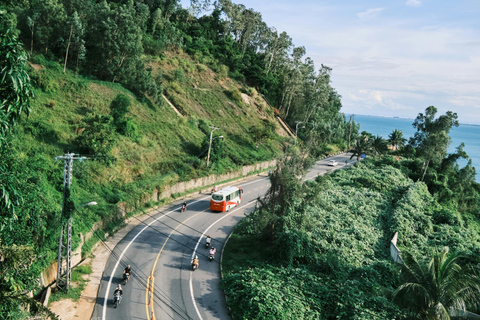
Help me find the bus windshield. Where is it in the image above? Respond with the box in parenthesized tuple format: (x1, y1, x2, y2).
(212, 194, 224, 201)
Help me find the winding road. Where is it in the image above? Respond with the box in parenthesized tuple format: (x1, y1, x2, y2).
(91, 153, 355, 320)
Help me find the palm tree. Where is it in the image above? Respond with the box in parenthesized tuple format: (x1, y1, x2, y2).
(371, 135, 388, 157)
(349, 133, 371, 163)
(388, 129, 407, 151)
(392, 247, 480, 319)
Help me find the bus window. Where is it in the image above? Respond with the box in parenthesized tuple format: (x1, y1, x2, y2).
(226, 194, 231, 201)
(212, 194, 223, 201)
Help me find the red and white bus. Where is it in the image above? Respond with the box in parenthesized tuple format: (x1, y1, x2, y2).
(210, 186, 242, 212)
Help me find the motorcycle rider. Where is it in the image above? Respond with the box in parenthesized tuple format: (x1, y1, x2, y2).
(205, 235, 212, 248)
(209, 247, 216, 259)
(182, 201, 187, 211)
(211, 185, 218, 194)
(123, 265, 131, 281)
(192, 255, 199, 269)
(113, 284, 123, 304)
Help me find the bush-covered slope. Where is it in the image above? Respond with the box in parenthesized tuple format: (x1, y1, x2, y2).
(223, 158, 480, 319)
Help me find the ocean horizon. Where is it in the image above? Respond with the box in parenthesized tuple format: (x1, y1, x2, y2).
(348, 114, 480, 182)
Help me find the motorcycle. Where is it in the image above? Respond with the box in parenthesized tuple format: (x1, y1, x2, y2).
(123, 272, 129, 285)
(205, 237, 211, 248)
(180, 204, 187, 212)
(192, 261, 198, 271)
(209, 248, 216, 261)
(113, 292, 121, 308)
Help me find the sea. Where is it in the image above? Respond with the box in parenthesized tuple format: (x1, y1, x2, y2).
(349, 114, 480, 182)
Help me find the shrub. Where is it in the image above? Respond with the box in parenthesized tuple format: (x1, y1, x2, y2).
(216, 64, 229, 79)
(246, 87, 257, 97)
(110, 94, 131, 131)
(76, 109, 117, 156)
(123, 119, 140, 140)
(196, 64, 207, 72)
(227, 88, 243, 104)
(170, 82, 184, 95)
(193, 51, 202, 62)
(173, 68, 184, 81)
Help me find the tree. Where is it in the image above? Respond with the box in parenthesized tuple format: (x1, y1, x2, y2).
(349, 133, 371, 163)
(30, 0, 67, 54)
(409, 106, 459, 181)
(0, 14, 34, 148)
(388, 129, 407, 151)
(392, 248, 480, 319)
(62, 11, 86, 73)
(371, 135, 388, 157)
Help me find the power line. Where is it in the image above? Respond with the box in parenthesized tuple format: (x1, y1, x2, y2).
(91, 231, 193, 320)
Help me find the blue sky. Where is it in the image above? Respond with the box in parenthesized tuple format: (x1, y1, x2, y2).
(180, 0, 480, 124)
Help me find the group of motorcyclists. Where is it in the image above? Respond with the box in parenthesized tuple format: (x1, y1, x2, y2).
(191, 235, 217, 270)
(115, 195, 221, 303)
(112, 265, 132, 307)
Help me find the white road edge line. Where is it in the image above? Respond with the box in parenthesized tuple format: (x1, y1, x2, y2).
(101, 201, 202, 320)
(188, 178, 266, 320)
(188, 156, 352, 319)
(189, 203, 249, 320)
(101, 178, 265, 320)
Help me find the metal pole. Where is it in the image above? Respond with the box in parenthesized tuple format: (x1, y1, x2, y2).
(348, 114, 354, 149)
(295, 121, 303, 145)
(66, 218, 72, 289)
(206, 126, 219, 167)
(55, 153, 90, 291)
(56, 153, 71, 289)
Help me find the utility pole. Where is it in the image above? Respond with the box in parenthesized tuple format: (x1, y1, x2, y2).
(295, 121, 304, 145)
(55, 153, 87, 291)
(206, 126, 219, 167)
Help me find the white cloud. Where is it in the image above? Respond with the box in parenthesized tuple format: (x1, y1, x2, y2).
(406, 0, 422, 7)
(347, 90, 413, 112)
(357, 7, 386, 21)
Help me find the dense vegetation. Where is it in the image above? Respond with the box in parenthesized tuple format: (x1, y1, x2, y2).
(223, 108, 480, 319)
(0, 0, 358, 318)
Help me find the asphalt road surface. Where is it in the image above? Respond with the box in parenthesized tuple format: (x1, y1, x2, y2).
(91, 153, 355, 320)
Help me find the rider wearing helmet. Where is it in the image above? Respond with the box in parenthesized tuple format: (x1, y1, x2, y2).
(206, 235, 212, 246)
(209, 247, 216, 257)
(192, 255, 199, 267)
(113, 284, 123, 303)
(123, 265, 131, 280)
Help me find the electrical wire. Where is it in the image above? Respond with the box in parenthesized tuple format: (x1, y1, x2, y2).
(92, 230, 193, 320)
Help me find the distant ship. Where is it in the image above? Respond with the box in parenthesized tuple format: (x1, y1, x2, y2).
(393, 116, 399, 118)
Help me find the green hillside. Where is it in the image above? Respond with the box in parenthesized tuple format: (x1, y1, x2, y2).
(0, 0, 356, 318)
(27, 51, 286, 186)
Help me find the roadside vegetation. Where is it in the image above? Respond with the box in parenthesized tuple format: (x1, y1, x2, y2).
(0, 0, 357, 318)
(4, 0, 477, 319)
(223, 108, 480, 319)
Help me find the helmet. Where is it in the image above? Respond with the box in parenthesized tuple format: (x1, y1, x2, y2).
(207, 235, 211, 238)
(195, 255, 198, 259)
(118, 284, 122, 289)
(127, 265, 130, 268)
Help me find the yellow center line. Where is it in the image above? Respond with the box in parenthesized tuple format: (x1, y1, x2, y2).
(146, 209, 208, 320)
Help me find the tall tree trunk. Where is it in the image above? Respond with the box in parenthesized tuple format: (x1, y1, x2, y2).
(421, 160, 430, 182)
(63, 25, 73, 73)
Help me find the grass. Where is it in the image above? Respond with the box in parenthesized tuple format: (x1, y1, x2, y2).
(16, 49, 291, 285)
(48, 265, 92, 303)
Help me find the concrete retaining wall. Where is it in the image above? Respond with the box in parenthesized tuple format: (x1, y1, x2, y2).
(42, 158, 277, 290)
